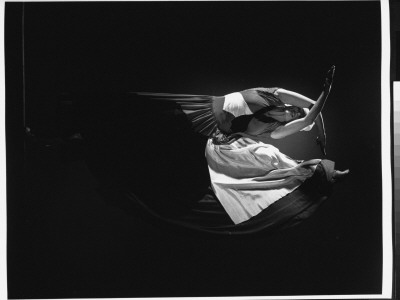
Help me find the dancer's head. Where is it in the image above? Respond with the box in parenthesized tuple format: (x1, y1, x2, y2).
(268, 106, 306, 123)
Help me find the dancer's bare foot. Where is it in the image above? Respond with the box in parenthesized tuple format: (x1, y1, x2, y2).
(332, 169, 349, 182)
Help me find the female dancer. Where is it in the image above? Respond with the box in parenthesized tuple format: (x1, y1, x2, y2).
(124, 66, 349, 230)
(25, 66, 348, 233)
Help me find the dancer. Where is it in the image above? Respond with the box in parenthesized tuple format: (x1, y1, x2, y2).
(26, 66, 347, 234)
(121, 66, 349, 231)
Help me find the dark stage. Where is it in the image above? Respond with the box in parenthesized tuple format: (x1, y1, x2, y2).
(6, 2, 383, 298)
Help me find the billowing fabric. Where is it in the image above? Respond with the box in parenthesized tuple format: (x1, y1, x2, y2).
(121, 160, 335, 236)
(223, 92, 252, 117)
(83, 96, 336, 236)
(134, 92, 218, 136)
(134, 88, 288, 138)
(205, 137, 321, 224)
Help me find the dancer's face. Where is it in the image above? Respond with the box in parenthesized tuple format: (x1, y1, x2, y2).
(268, 107, 302, 122)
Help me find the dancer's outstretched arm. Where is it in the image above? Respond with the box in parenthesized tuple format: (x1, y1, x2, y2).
(275, 80, 328, 154)
(270, 66, 334, 139)
(277, 88, 327, 153)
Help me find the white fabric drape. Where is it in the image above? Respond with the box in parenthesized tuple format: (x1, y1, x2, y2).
(205, 137, 321, 224)
(223, 92, 253, 117)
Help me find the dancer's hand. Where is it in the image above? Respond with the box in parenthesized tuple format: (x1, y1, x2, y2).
(324, 65, 335, 94)
(316, 135, 327, 156)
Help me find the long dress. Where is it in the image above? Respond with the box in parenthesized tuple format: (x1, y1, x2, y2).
(88, 90, 338, 234)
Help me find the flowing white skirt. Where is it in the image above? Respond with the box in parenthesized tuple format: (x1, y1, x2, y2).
(205, 137, 321, 224)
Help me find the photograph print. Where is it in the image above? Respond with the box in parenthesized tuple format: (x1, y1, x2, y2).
(5, 1, 389, 299)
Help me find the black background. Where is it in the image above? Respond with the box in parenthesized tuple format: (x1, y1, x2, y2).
(6, 2, 383, 298)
